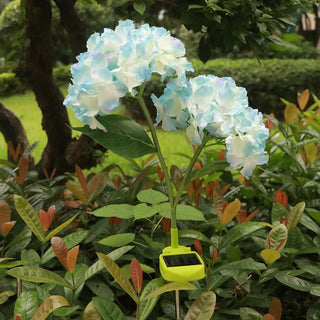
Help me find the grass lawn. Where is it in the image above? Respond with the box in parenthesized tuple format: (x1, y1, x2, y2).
(0, 87, 194, 174)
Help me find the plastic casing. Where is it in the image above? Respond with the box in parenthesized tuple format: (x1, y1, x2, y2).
(159, 245, 205, 282)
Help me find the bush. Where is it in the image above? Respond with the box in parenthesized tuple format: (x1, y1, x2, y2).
(0, 72, 26, 96)
(0, 65, 72, 96)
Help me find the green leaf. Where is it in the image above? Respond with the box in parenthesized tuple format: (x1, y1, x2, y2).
(97, 253, 138, 302)
(91, 204, 134, 219)
(53, 305, 79, 316)
(271, 203, 287, 226)
(5, 227, 32, 257)
(0, 291, 14, 304)
(239, 307, 263, 320)
(178, 230, 211, 244)
(250, 175, 268, 195)
(184, 291, 216, 320)
(306, 208, 320, 223)
(275, 273, 312, 292)
(310, 284, 320, 297)
(7, 266, 73, 289)
(141, 282, 196, 301)
(156, 203, 206, 221)
(189, 161, 228, 181)
(74, 114, 156, 158)
(137, 189, 168, 204)
(260, 249, 281, 265)
(133, 1, 146, 15)
(220, 222, 265, 249)
(82, 301, 101, 320)
(14, 195, 46, 243)
(42, 230, 88, 264)
(92, 297, 126, 320)
(45, 215, 78, 241)
(300, 214, 320, 234)
(287, 202, 305, 232)
(134, 203, 158, 220)
(30, 295, 69, 320)
(213, 258, 266, 273)
(98, 233, 135, 247)
(267, 224, 287, 251)
(139, 278, 166, 320)
(85, 246, 134, 281)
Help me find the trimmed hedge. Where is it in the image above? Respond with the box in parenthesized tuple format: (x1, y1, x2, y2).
(0, 65, 72, 97)
(1, 59, 319, 118)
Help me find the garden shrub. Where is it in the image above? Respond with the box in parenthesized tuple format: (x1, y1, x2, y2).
(0, 72, 25, 96)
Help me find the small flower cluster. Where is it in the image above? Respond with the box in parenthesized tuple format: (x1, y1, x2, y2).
(64, 19, 192, 129)
(64, 20, 268, 178)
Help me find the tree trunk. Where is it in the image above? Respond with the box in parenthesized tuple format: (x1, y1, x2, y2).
(14, 0, 106, 175)
(53, 0, 87, 56)
(0, 103, 29, 162)
(15, 0, 73, 175)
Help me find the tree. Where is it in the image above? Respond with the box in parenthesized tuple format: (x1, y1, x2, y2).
(10, 0, 105, 175)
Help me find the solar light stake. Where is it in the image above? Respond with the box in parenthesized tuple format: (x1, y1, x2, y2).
(175, 290, 181, 320)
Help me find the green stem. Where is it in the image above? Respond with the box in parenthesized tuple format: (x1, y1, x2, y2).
(136, 90, 175, 227)
(172, 137, 208, 214)
(136, 297, 140, 320)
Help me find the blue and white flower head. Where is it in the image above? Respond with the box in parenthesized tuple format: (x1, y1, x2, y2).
(64, 20, 192, 128)
(152, 74, 269, 177)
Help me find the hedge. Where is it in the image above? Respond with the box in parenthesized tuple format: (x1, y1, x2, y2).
(1, 59, 319, 118)
(0, 65, 71, 97)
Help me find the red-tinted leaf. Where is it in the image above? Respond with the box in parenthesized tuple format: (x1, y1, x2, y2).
(162, 217, 171, 233)
(268, 297, 282, 320)
(194, 239, 202, 256)
(157, 166, 164, 182)
(220, 200, 241, 225)
(130, 258, 143, 294)
(206, 182, 214, 198)
(274, 189, 288, 208)
(39, 206, 55, 231)
(213, 249, 218, 262)
(7, 141, 21, 162)
(15, 154, 29, 183)
(67, 245, 79, 273)
(218, 149, 226, 160)
(263, 314, 276, 320)
(75, 164, 88, 197)
(193, 161, 202, 170)
(245, 209, 259, 222)
(0, 200, 11, 226)
(1, 221, 16, 236)
(112, 176, 122, 189)
(14, 315, 23, 320)
(108, 217, 122, 226)
(297, 89, 309, 111)
(51, 237, 68, 270)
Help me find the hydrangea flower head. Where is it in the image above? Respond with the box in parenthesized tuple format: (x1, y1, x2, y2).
(64, 20, 192, 128)
(153, 75, 269, 177)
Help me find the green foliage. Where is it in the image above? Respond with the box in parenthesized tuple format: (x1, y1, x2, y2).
(0, 72, 26, 96)
(0, 89, 320, 319)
